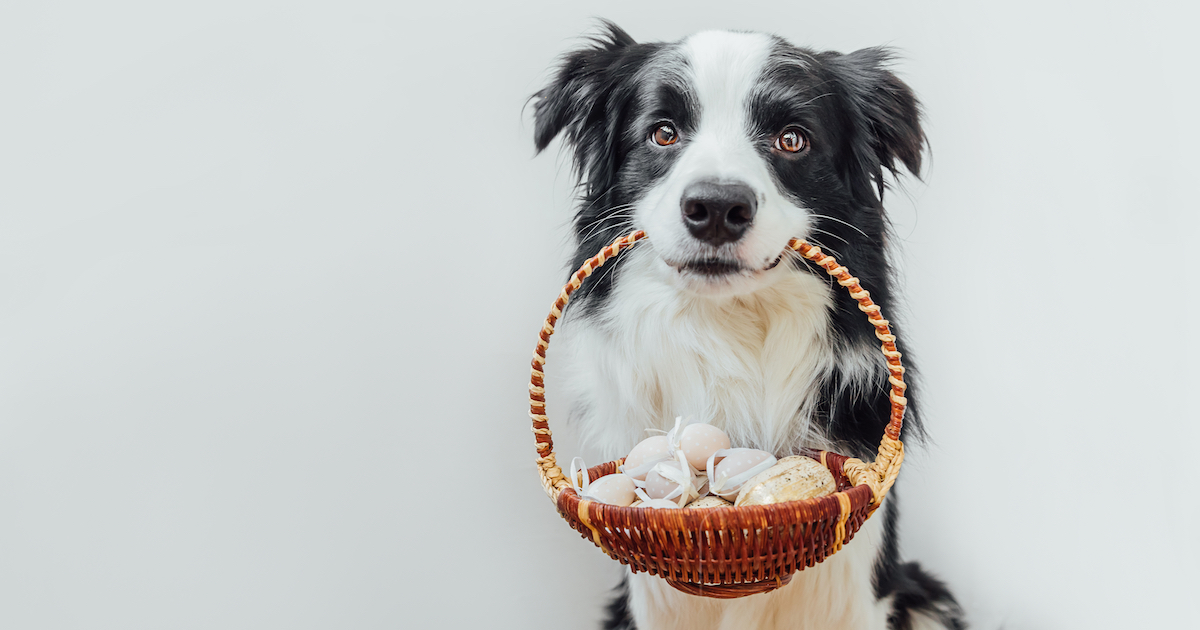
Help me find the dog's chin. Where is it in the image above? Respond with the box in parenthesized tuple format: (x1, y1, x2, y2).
(665, 254, 785, 297)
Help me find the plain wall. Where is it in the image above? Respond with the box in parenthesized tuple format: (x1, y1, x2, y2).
(1, 2, 1197, 628)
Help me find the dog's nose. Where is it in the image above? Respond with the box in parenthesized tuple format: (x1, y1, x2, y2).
(680, 181, 757, 246)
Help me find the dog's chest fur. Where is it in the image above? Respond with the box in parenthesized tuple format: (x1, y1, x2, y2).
(555, 247, 838, 466)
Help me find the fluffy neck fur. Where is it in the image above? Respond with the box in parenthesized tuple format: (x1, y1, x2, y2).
(554, 245, 839, 461)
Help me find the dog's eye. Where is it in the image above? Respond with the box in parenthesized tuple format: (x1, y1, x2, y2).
(651, 123, 679, 146)
(775, 128, 808, 153)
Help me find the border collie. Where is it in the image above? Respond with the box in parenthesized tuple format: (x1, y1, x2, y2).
(531, 22, 966, 630)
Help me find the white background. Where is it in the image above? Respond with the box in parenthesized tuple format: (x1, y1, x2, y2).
(2, 2, 1197, 629)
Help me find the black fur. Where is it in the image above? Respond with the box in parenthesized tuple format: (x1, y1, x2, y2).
(602, 577, 637, 630)
(532, 21, 678, 308)
(534, 21, 963, 630)
(874, 497, 968, 630)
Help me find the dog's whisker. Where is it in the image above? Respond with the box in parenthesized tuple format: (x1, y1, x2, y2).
(579, 215, 636, 242)
(809, 227, 849, 245)
(578, 210, 638, 242)
(804, 236, 844, 260)
(576, 203, 636, 228)
(808, 214, 871, 240)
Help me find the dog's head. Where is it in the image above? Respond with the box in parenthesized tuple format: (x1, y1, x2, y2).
(533, 22, 924, 298)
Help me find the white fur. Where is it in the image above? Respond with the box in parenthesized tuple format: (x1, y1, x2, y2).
(555, 245, 838, 460)
(639, 31, 812, 298)
(551, 30, 914, 630)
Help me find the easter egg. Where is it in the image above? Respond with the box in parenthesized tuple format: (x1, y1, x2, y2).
(734, 456, 836, 507)
(675, 423, 731, 470)
(581, 473, 637, 506)
(706, 448, 777, 500)
(643, 452, 705, 507)
(621, 435, 672, 480)
(643, 460, 687, 500)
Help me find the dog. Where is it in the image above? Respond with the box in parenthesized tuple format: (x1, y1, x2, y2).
(531, 21, 966, 630)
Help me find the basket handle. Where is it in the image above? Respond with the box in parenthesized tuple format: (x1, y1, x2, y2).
(529, 231, 907, 505)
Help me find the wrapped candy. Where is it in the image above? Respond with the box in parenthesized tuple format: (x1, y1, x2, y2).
(643, 451, 708, 507)
(733, 455, 836, 507)
(619, 435, 673, 481)
(570, 457, 637, 507)
(705, 448, 777, 500)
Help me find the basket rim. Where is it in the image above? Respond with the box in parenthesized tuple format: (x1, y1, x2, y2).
(559, 451, 873, 522)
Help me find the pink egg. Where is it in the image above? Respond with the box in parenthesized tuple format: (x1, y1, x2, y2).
(707, 448, 777, 499)
(621, 435, 672, 480)
(643, 455, 705, 507)
(643, 460, 686, 500)
(581, 473, 637, 506)
(676, 423, 731, 470)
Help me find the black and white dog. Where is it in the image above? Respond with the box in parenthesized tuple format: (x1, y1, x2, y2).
(532, 22, 965, 630)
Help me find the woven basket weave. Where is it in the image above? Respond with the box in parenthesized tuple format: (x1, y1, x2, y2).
(529, 231, 907, 599)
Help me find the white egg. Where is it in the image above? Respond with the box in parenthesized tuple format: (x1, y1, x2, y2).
(621, 435, 672, 480)
(675, 423, 731, 470)
(581, 473, 637, 506)
(643, 460, 684, 500)
(643, 454, 706, 507)
(706, 448, 777, 500)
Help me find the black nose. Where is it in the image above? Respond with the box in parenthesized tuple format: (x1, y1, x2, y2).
(680, 181, 757, 246)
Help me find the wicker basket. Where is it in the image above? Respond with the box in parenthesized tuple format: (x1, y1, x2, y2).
(529, 231, 907, 599)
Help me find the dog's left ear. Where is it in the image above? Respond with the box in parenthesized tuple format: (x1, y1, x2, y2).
(822, 47, 926, 204)
(530, 20, 641, 192)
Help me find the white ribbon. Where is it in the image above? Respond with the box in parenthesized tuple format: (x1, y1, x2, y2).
(665, 415, 697, 460)
(649, 450, 706, 507)
(706, 449, 778, 500)
(569, 456, 590, 496)
(633, 488, 680, 510)
(619, 416, 692, 480)
(617, 454, 672, 480)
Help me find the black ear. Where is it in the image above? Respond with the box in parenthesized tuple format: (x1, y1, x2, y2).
(530, 20, 641, 189)
(822, 48, 926, 203)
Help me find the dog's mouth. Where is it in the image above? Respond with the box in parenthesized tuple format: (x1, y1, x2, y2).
(670, 253, 786, 277)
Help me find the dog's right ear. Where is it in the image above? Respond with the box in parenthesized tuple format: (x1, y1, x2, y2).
(531, 20, 639, 186)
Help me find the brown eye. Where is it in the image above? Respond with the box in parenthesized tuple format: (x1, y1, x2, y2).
(651, 123, 679, 146)
(776, 128, 808, 153)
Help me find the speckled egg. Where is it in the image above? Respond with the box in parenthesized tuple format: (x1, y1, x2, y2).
(734, 456, 836, 507)
(581, 473, 637, 506)
(621, 435, 672, 480)
(675, 423, 731, 470)
(684, 495, 733, 509)
(643, 459, 685, 500)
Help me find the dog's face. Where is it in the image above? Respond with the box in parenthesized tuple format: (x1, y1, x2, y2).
(534, 23, 923, 300)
